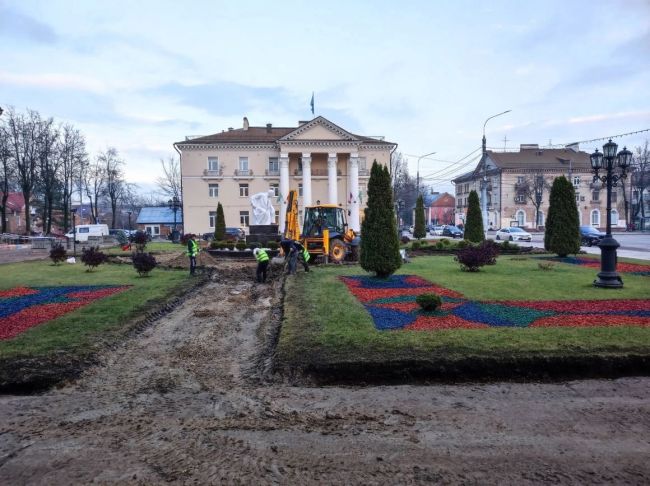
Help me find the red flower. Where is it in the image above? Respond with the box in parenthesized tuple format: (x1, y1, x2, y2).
(531, 314, 650, 328)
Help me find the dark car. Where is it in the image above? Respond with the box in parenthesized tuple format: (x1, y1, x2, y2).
(580, 225, 605, 246)
(203, 227, 245, 242)
(442, 225, 464, 238)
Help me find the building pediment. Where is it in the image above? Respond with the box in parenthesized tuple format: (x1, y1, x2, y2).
(279, 116, 360, 142)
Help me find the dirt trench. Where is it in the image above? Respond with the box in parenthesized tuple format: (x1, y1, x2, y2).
(1, 260, 649, 485)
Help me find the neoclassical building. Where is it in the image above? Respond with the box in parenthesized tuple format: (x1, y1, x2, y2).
(453, 144, 626, 230)
(174, 116, 396, 235)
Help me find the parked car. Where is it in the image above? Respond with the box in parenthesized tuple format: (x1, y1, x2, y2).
(203, 227, 245, 242)
(495, 227, 532, 242)
(580, 225, 605, 246)
(442, 225, 463, 238)
(429, 225, 445, 236)
(65, 224, 109, 243)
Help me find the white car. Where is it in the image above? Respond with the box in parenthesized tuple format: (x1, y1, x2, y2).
(495, 227, 532, 242)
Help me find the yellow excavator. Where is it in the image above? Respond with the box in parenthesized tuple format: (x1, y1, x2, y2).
(283, 189, 360, 263)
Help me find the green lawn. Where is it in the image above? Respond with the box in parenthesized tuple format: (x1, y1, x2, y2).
(0, 260, 189, 359)
(278, 255, 650, 372)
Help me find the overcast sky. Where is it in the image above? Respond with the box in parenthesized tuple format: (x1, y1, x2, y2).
(1, 0, 649, 194)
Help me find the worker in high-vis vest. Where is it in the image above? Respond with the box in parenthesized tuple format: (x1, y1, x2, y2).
(186, 235, 199, 275)
(253, 247, 270, 283)
(287, 239, 310, 275)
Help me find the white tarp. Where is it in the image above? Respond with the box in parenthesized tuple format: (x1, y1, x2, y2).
(250, 190, 276, 225)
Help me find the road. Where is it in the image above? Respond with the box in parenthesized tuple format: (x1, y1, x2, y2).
(1, 261, 649, 484)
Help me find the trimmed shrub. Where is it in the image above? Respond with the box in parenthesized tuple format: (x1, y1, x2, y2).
(132, 252, 157, 277)
(266, 241, 279, 250)
(499, 240, 520, 252)
(416, 293, 442, 311)
(49, 242, 67, 265)
(464, 190, 485, 242)
(132, 230, 149, 252)
(545, 176, 580, 257)
(360, 161, 401, 278)
(413, 195, 426, 239)
(456, 239, 473, 249)
(248, 242, 261, 249)
(419, 239, 428, 246)
(214, 203, 226, 241)
(479, 240, 500, 265)
(226, 242, 235, 250)
(440, 238, 450, 246)
(411, 241, 421, 250)
(235, 241, 247, 251)
(454, 244, 495, 272)
(435, 241, 444, 250)
(538, 262, 555, 271)
(81, 246, 108, 272)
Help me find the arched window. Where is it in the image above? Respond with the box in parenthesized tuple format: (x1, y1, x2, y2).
(516, 210, 526, 227)
(591, 209, 600, 226)
(611, 209, 619, 225)
(537, 210, 545, 227)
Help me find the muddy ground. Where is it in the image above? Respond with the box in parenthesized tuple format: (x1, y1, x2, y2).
(1, 260, 649, 484)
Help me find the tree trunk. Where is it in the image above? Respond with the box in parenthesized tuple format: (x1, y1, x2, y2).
(1, 192, 7, 233)
(23, 192, 31, 235)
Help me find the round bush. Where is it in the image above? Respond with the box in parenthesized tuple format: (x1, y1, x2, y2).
(266, 241, 279, 250)
(49, 242, 67, 265)
(440, 238, 450, 246)
(411, 241, 421, 250)
(132, 251, 157, 277)
(235, 241, 247, 251)
(435, 241, 444, 250)
(248, 242, 261, 249)
(416, 293, 442, 311)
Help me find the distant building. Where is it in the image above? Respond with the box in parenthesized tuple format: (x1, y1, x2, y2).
(428, 192, 455, 225)
(452, 144, 625, 230)
(0, 193, 26, 234)
(174, 116, 396, 235)
(136, 207, 183, 238)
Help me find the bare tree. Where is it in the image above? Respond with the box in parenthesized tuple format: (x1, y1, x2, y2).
(36, 117, 60, 234)
(58, 124, 87, 232)
(155, 156, 181, 199)
(83, 157, 106, 224)
(5, 108, 43, 235)
(631, 141, 650, 227)
(0, 122, 15, 233)
(99, 148, 127, 228)
(516, 172, 552, 228)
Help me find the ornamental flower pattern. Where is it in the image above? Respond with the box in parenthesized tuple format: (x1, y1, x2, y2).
(340, 275, 650, 331)
(0, 285, 131, 340)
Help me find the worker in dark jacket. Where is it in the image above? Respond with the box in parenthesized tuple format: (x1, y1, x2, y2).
(187, 235, 199, 275)
(254, 247, 270, 283)
(287, 239, 310, 275)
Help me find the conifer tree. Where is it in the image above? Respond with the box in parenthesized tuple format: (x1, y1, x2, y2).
(464, 190, 485, 242)
(360, 160, 401, 278)
(413, 194, 426, 239)
(214, 202, 226, 240)
(544, 176, 580, 256)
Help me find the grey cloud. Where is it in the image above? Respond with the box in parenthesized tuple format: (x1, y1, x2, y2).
(0, 5, 59, 43)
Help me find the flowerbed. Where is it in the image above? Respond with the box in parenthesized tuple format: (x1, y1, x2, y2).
(0, 285, 131, 340)
(539, 256, 650, 276)
(340, 275, 650, 331)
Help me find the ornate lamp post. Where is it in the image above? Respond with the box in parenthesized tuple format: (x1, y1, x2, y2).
(168, 196, 181, 243)
(127, 211, 132, 231)
(71, 207, 77, 256)
(590, 140, 632, 288)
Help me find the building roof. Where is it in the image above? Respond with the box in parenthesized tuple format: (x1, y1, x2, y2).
(486, 147, 591, 171)
(136, 207, 183, 225)
(0, 193, 25, 211)
(429, 193, 455, 207)
(175, 116, 395, 147)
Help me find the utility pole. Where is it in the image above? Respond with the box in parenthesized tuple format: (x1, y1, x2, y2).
(481, 110, 511, 230)
(416, 152, 436, 197)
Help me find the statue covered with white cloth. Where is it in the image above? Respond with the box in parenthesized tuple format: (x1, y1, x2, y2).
(250, 190, 276, 225)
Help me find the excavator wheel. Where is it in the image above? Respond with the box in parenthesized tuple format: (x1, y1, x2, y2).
(329, 239, 346, 263)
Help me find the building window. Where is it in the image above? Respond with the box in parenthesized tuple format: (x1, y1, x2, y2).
(209, 184, 219, 197)
(611, 191, 617, 203)
(358, 157, 367, 173)
(239, 157, 249, 171)
(592, 190, 599, 202)
(269, 183, 279, 197)
(517, 176, 525, 184)
(239, 184, 249, 197)
(611, 209, 619, 225)
(537, 210, 545, 226)
(573, 176, 580, 188)
(575, 192, 580, 202)
(240, 211, 249, 227)
(516, 210, 526, 226)
(591, 209, 600, 226)
(275, 210, 279, 221)
(209, 211, 216, 228)
(268, 157, 279, 173)
(208, 157, 219, 171)
(515, 194, 525, 204)
(298, 183, 303, 197)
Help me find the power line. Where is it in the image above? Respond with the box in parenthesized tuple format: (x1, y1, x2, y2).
(420, 153, 483, 182)
(550, 128, 650, 148)
(416, 146, 482, 179)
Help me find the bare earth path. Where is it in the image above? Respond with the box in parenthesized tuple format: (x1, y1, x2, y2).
(1, 261, 649, 484)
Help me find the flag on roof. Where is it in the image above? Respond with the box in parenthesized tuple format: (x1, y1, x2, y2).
(310, 92, 314, 115)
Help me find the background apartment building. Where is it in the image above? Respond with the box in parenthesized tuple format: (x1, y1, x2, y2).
(453, 144, 626, 230)
(175, 117, 396, 236)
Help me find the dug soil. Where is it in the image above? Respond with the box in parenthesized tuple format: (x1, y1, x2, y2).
(1, 260, 649, 484)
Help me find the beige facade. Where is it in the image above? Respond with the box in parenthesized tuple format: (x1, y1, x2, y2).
(175, 117, 396, 236)
(454, 145, 626, 230)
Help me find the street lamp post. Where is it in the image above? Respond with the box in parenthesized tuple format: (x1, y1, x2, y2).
(127, 211, 132, 231)
(481, 110, 511, 229)
(395, 199, 405, 229)
(168, 196, 181, 243)
(416, 152, 436, 197)
(71, 207, 77, 256)
(590, 140, 632, 288)
(534, 179, 543, 228)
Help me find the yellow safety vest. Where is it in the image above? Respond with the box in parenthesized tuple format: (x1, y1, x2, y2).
(256, 249, 269, 263)
(187, 240, 198, 257)
(302, 248, 310, 262)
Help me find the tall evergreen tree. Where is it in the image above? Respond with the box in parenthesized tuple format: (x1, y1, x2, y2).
(544, 176, 580, 256)
(464, 190, 485, 242)
(360, 160, 401, 278)
(413, 194, 426, 239)
(214, 202, 226, 240)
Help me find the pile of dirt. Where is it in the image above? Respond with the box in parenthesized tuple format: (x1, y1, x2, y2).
(163, 251, 220, 269)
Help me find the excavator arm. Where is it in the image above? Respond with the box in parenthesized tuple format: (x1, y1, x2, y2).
(283, 189, 300, 241)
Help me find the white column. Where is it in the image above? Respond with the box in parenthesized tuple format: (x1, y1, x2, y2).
(279, 153, 290, 233)
(328, 153, 338, 204)
(302, 153, 312, 207)
(348, 153, 360, 232)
